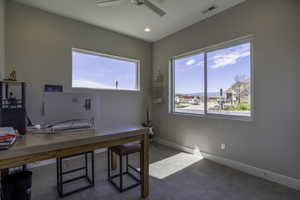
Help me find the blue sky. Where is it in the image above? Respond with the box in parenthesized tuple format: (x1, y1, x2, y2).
(72, 43, 250, 93)
(72, 51, 137, 90)
(175, 42, 251, 94)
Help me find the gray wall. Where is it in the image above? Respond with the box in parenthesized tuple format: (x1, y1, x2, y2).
(5, 2, 152, 132)
(0, 0, 4, 78)
(153, 0, 300, 179)
(5, 0, 300, 180)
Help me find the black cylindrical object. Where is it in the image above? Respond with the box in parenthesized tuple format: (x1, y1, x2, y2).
(1, 178, 14, 200)
(1, 171, 32, 200)
(14, 171, 32, 200)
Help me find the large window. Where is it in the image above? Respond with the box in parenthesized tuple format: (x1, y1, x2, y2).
(72, 49, 139, 91)
(171, 37, 252, 120)
(173, 53, 205, 114)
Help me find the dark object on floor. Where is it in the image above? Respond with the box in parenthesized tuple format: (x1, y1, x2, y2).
(1, 171, 32, 200)
(56, 151, 95, 197)
(0, 81, 26, 135)
(108, 143, 141, 193)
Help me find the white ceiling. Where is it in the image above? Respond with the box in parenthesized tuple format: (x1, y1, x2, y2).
(16, 0, 246, 42)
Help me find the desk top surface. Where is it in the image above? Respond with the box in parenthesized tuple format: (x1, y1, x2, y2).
(0, 127, 147, 160)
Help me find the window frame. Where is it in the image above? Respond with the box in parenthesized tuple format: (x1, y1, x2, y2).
(71, 48, 141, 92)
(169, 36, 254, 121)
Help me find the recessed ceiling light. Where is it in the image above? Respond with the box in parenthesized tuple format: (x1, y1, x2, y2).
(144, 28, 151, 32)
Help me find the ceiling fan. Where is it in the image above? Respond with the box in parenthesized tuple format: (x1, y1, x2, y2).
(96, 0, 166, 17)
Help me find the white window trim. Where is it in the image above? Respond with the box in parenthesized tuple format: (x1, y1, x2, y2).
(71, 48, 141, 92)
(169, 35, 254, 121)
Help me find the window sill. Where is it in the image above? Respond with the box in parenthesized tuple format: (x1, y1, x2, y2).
(170, 111, 253, 122)
(71, 87, 140, 93)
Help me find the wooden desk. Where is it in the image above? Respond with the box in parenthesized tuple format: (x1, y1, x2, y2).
(0, 128, 149, 198)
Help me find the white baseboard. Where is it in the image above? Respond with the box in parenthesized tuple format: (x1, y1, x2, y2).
(155, 137, 195, 154)
(154, 137, 300, 191)
(28, 148, 106, 169)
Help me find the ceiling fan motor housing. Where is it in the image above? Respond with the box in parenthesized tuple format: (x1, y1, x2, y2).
(131, 0, 145, 5)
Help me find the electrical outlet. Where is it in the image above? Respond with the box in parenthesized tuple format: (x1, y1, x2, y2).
(221, 144, 226, 150)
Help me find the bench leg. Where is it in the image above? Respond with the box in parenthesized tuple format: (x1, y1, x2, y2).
(140, 133, 149, 198)
(111, 152, 117, 170)
(1, 169, 9, 179)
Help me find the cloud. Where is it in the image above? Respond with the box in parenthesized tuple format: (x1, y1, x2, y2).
(186, 59, 196, 66)
(72, 79, 112, 89)
(209, 44, 250, 69)
(196, 61, 204, 66)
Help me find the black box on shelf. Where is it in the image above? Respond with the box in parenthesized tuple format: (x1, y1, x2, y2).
(0, 81, 26, 135)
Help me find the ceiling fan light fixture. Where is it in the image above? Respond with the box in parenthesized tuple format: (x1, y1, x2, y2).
(131, 0, 144, 5)
(202, 5, 217, 14)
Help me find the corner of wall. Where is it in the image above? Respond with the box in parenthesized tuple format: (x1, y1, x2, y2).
(0, 0, 5, 79)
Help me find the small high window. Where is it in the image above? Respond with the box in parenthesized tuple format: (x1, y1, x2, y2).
(72, 49, 140, 91)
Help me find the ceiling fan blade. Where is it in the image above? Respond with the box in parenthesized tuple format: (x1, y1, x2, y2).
(143, 0, 166, 16)
(96, 0, 125, 7)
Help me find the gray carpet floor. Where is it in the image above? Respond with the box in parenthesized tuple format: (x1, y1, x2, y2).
(30, 144, 300, 200)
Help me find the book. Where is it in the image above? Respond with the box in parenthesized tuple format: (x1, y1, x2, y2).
(0, 127, 16, 136)
(0, 127, 18, 150)
(0, 136, 17, 150)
